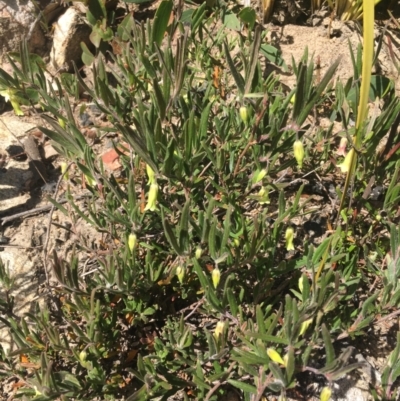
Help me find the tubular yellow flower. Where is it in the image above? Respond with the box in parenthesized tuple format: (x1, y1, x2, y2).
(144, 183, 159, 211)
(293, 140, 305, 169)
(146, 164, 156, 184)
(267, 348, 285, 365)
(176, 265, 185, 284)
(214, 321, 225, 340)
(239, 106, 248, 124)
(338, 148, 354, 173)
(128, 233, 137, 252)
(320, 386, 332, 401)
(285, 227, 295, 251)
(212, 267, 221, 288)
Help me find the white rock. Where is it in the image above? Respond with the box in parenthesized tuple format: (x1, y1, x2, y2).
(50, 6, 92, 72)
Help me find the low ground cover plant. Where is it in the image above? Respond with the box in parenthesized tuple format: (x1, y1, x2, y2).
(0, 0, 400, 400)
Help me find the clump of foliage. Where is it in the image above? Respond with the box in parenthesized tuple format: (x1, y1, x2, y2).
(1, 0, 400, 400)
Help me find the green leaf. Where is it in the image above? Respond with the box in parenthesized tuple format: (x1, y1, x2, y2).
(347, 75, 392, 107)
(90, 23, 103, 48)
(227, 287, 238, 316)
(188, 2, 205, 34)
(361, 292, 379, 316)
(243, 332, 289, 345)
(260, 44, 287, 71)
(81, 42, 95, 66)
(116, 123, 158, 174)
(161, 207, 183, 256)
(227, 379, 257, 394)
(223, 12, 241, 31)
(285, 346, 295, 383)
(221, 205, 233, 252)
(224, 41, 245, 95)
(297, 58, 340, 126)
(321, 324, 335, 365)
(269, 362, 287, 386)
(208, 218, 218, 260)
(179, 198, 190, 252)
(152, 0, 173, 47)
(238, 7, 256, 29)
(244, 25, 261, 95)
(86, 0, 106, 25)
(180, 9, 194, 24)
(117, 12, 134, 40)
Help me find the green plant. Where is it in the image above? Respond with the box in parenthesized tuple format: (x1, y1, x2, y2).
(0, 1, 400, 400)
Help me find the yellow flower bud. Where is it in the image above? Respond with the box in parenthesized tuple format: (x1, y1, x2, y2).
(85, 174, 96, 187)
(293, 140, 305, 169)
(58, 117, 66, 129)
(320, 386, 332, 401)
(146, 164, 156, 184)
(128, 233, 137, 252)
(298, 276, 304, 293)
(338, 148, 354, 173)
(195, 246, 202, 259)
(60, 162, 69, 180)
(79, 350, 87, 363)
(267, 348, 285, 365)
(239, 106, 248, 124)
(285, 227, 295, 251)
(283, 352, 289, 367)
(214, 321, 225, 340)
(299, 318, 313, 336)
(176, 265, 185, 284)
(144, 183, 159, 212)
(212, 267, 221, 288)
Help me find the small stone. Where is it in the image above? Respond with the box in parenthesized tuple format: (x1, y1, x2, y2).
(101, 148, 122, 171)
(43, 144, 59, 160)
(79, 112, 93, 127)
(50, 7, 92, 72)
